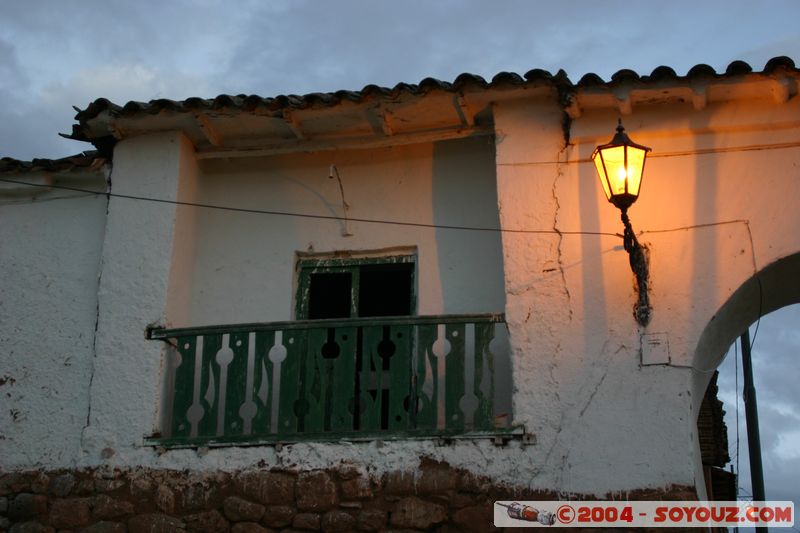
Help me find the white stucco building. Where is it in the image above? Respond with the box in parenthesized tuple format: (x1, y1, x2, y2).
(1, 56, 799, 529)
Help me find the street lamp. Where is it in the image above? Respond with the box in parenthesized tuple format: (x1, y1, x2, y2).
(592, 120, 652, 326)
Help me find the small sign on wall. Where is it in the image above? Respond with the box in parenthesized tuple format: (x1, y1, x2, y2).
(641, 332, 670, 365)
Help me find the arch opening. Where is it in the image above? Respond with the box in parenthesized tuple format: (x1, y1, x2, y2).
(692, 252, 800, 501)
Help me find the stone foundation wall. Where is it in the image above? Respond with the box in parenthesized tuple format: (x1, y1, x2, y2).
(0, 460, 696, 532)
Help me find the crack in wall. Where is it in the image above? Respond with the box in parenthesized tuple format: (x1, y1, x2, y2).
(578, 365, 610, 418)
(79, 164, 113, 463)
(551, 140, 573, 323)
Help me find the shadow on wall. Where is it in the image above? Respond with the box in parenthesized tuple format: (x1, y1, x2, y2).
(431, 135, 510, 420)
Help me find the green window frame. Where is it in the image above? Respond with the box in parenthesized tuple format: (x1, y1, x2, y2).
(295, 254, 417, 320)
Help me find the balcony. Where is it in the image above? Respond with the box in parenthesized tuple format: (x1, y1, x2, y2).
(147, 314, 515, 446)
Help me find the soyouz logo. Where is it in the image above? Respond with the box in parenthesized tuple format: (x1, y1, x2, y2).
(493, 501, 795, 528)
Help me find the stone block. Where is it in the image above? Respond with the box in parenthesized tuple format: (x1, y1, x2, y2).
(49, 498, 91, 528)
(128, 513, 185, 533)
(184, 509, 230, 533)
(9, 521, 55, 533)
(356, 508, 387, 531)
(296, 472, 336, 512)
(334, 466, 359, 481)
(9, 493, 48, 521)
(236, 471, 295, 505)
(457, 471, 490, 494)
(154, 484, 175, 514)
(48, 473, 76, 497)
(261, 505, 295, 528)
(29, 473, 50, 495)
(223, 496, 265, 522)
(92, 494, 135, 520)
(416, 463, 458, 494)
(390, 497, 447, 529)
(340, 477, 372, 501)
(231, 522, 271, 533)
(181, 482, 219, 512)
(292, 512, 321, 530)
(94, 479, 124, 493)
(80, 521, 127, 533)
(383, 471, 415, 496)
(320, 510, 355, 532)
(452, 502, 493, 532)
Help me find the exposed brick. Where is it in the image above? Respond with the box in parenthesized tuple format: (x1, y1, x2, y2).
(383, 471, 415, 495)
(80, 521, 127, 533)
(450, 492, 477, 509)
(184, 509, 230, 533)
(261, 505, 295, 528)
(334, 466, 359, 481)
(29, 473, 50, 494)
(8, 493, 48, 521)
(339, 477, 372, 501)
(155, 484, 175, 513)
(129, 477, 153, 498)
(74, 478, 96, 496)
(458, 471, 491, 494)
(0, 473, 23, 496)
(390, 497, 447, 529)
(236, 471, 295, 505)
(49, 498, 91, 528)
(452, 502, 493, 533)
(49, 473, 76, 497)
(181, 482, 219, 512)
(223, 496, 265, 522)
(356, 508, 387, 531)
(320, 510, 355, 533)
(296, 472, 336, 512)
(417, 463, 458, 494)
(292, 512, 321, 530)
(92, 494, 135, 520)
(128, 513, 185, 533)
(231, 522, 271, 533)
(8, 522, 54, 533)
(94, 479, 124, 493)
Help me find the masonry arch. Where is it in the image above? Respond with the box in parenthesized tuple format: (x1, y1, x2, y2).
(692, 252, 800, 404)
(690, 252, 800, 497)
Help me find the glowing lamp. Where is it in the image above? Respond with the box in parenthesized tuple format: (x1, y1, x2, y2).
(592, 120, 652, 326)
(592, 120, 651, 212)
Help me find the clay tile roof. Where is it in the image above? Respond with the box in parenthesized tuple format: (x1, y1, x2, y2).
(686, 63, 718, 79)
(0, 151, 106, 174)
(646, 65, 678, 81)
(610, 68, 641, 84)
(72, 56, 797, 123)
(725, 60, 752, 76)
(764, 55, 795, 72)
(62, 55, 796, 157)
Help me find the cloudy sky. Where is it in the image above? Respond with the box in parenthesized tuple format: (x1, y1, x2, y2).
(2, 0, 798, 517)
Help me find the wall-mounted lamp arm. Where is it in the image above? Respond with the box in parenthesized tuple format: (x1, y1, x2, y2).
(621, 209, 651, 326)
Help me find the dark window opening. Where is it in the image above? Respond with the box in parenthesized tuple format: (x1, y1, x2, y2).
(298, 258, 415, 320)
(307, 272, 352, 319)
(358, 263, 414, 317)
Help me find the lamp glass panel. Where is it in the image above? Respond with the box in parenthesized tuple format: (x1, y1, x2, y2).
(599, 145, 628, 196)
(625, 146, 646, 197)
(593, 153, 612, 201)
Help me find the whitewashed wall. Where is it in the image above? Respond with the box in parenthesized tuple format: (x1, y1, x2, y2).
(2, 90, 799, 500)
(185, 136, 506, 326)
(0, 174, 108, 468)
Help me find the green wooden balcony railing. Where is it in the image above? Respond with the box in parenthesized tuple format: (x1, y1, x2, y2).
(147, 314, 515, 446)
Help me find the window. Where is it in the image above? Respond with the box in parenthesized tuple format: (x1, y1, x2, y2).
(296, 255, 416, 319)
